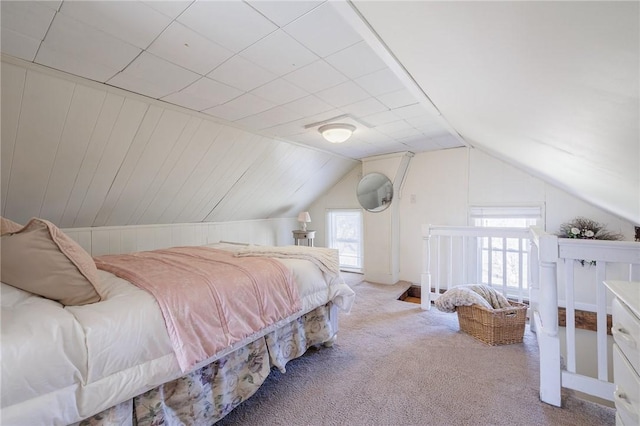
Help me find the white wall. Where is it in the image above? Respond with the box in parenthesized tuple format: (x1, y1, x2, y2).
(397, 148, 470, 284)
(361, 153, 407, 284)
(306, 165, 362, 248)
(311, 146, 637, 284)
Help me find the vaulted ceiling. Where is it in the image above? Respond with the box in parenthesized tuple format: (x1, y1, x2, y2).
(352, 1, 639, 224)
(1, 1, 638, 226)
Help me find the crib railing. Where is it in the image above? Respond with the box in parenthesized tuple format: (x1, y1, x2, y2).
(529, 227, 640, 406)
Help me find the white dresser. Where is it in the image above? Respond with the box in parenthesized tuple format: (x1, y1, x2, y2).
(605, 280, 640, 426)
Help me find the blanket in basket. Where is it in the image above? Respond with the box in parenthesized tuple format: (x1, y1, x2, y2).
(434, 284, 511, 313)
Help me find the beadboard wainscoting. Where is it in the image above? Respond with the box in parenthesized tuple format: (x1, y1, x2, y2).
(63, 218, 298, 256)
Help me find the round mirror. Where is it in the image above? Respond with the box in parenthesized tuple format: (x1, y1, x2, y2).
(357, 172, 393, 212)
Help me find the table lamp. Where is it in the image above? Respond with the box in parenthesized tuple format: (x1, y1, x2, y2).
(297, 212, 311, 231)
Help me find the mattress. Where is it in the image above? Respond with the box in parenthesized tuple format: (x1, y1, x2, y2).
(1, 243, 355, 425)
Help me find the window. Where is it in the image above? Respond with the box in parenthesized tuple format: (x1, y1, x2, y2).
(470, 206, 543, 300)
(470, 206, 543, 228)
(326, 209, 363, 272)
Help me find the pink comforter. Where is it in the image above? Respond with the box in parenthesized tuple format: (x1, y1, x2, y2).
(94, 246, 301, 372)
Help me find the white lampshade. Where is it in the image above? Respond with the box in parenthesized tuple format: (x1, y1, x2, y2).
(297, 211, 311, 223)
(318, 123, 356, 143)
(297, 211, 311, 231)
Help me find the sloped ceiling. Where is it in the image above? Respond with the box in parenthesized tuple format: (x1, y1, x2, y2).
(351, 1, 639, 224)
(0, 0, 462, 159)
(1, 1, 638, 226)
(1, 58, 358, 227)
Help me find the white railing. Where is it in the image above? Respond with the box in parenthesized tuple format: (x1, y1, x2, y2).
(422, 224, 640, 407)
(530, 227, 640, 406)
(420, 225, 532, 310)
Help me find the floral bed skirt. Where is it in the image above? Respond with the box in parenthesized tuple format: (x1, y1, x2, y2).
(75, 303, 335, 426)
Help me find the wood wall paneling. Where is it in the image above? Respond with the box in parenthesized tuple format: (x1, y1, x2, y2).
(214, 140, 294, 222)
(179, 129, 253, 223)
(59, 93, 126, 228)
(198, 133, 270, 222)
(139, 120, 222, 225)
(165, 125, 243, 224)
(1, 60, 359, 227)
(40, 84, 107, 224)
(1, 62, 26, 217)
(91, 104, 165, 227)
(127, 116, 202, 225)
(74, 97, 149, 227)
(5, 70, 75, 224)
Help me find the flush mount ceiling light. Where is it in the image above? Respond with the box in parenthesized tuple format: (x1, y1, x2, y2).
(318, 123, 356, 143)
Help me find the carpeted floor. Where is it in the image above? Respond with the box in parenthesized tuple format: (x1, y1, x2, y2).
(218, 275, 615, 425)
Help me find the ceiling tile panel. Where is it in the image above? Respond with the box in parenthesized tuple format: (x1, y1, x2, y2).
(148, 22, 234, 75)
(236, 105, 305, 130)
(36, 13, 141, 82)
(162, 77, 244, 111)
(325, 41, 387, 79)
(108, 52, 200, 99)
(141, 0, 192, 19)
(420, 126, 450, 139)
(203, 93, 276, 121)
(0, 1, 56, 40)
(377, 89, 418, 110)
(405, 114, 442, 129)
(375, 121, 421, 139)
(238, 29, 318, 76)
(247, 0, 323, 27)
(59, 1, 171, 49)
(355, 67, 405, 96)
(393, 103, 432, 120)
(370, 140, 412, 153)
(207, 55, 278, 91)
(262, 121, 307, 138)
(362, 110, 401, 127)
(287, 108, 345, 131)
(282, 60, 348, 93)
(42, 1, 63, 11)
(178, 1, 277, 52)
(1, 28, 41, 61)
(285, 131, 331, 147)
(2, 0, 461, 165)
(281, 95, 334, 117)
(337, 140, 378, 158)
(284, 2, 362, 58)
(250, 78, 308, 104)
(315, 80, 370, 107)
(399, 136, 444, 152)
(352, 129, 394, 144)
(432, 134, 466, 149)
(340, 97, 388, 117)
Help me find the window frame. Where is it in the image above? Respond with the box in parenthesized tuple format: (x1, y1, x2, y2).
(469, 205, 544, 301)
(326, 209, 363, 273)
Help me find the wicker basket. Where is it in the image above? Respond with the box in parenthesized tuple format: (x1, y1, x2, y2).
(456, 302, 528, 345)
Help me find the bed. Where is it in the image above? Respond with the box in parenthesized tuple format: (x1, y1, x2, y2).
(0, 217, 355, 425)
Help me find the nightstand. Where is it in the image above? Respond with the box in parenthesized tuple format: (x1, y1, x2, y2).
(292, 230, 315, 247)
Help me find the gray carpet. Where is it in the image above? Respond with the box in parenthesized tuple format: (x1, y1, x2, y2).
(218, 277, 615, 425)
